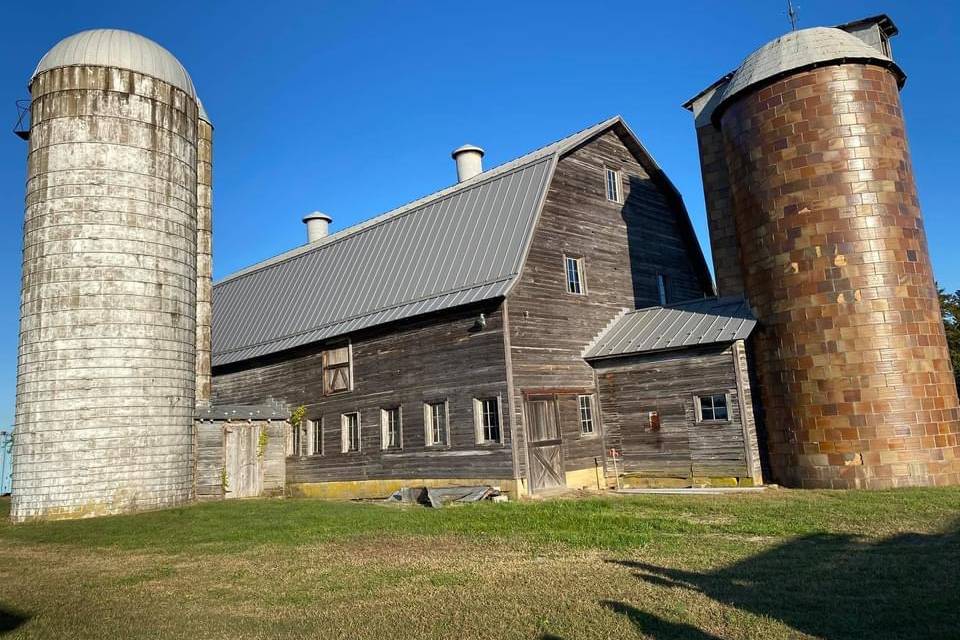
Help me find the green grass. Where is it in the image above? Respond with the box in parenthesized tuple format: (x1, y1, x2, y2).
(0, 488, 957, 639)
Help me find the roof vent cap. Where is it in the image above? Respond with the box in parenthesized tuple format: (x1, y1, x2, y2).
(451, 144, 485, 182)
(302, 212, 333, 243)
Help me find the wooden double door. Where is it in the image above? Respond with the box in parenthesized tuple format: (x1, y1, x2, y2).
(525, 396, 565, 492)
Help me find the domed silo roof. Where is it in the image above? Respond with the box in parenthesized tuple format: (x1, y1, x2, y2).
(32, 29, 196, 99)
(715, 26, 904, 116)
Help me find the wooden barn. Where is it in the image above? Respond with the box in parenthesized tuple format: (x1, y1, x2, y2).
(209, 116, 764, 498)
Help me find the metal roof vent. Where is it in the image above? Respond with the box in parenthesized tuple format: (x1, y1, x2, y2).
(303, 212, 332, 243)
(452, 144, 485, 182)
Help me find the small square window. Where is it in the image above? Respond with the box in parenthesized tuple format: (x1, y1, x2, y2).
(381, 407, 402, 450)
(474, 397, 501, 444)
(578, 395, 595, 435)
(341, 412, 360, 452)
(565, 256, 585, 295)
(424, 401, 448, 446)
(605, 168, 622, 203)
(697, 394, 729, 422)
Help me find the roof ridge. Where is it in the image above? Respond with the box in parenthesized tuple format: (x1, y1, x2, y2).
(215, 115, 622, 287)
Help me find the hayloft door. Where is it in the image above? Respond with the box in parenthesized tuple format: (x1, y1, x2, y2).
(524, 396, 564, 492)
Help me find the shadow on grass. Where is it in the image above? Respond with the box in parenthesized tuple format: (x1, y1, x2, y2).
(0, 604, 29, 635)
(609, 519, 960, 639)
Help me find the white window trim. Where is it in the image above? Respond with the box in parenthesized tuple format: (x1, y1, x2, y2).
(473, 396, 503, 445)
(694, 393, 732, 423)
(577, 394, 597, 437)
(423, 400, 449, 447)
(341, 411, 361, 453)
(605, 167, 622, 203)
(380, 406, 403, 450)
(564, 255, 587, 295)
(309, 418, 323, 456)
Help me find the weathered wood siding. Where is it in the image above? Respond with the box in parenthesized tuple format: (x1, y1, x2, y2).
(507, 129, 712, 476)
(212, 302, 515, 486)
(594, 343, 758, 480)
(194, 419, 286, 500)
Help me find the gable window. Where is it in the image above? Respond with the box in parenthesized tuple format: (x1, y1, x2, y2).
(309, 418, 322, 455)
(341, 412, 361, 452)
(324, 344, 352, 395)
(578, 395, 595, 435)
(648, 411, 661, 432)
(696, 394, 729, 422)
(605, 167, 622, 203)
(381, 407, 402, 450)
(424, 401, 448, 446)
(565, 256, 585, 295)
(474, 397, 502, 444)
(656, 273, 669, 305)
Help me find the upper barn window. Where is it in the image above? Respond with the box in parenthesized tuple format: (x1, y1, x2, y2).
(578, 395, 595, 436)
(696, 394, 729, 422)
(323, 344, 352, 395)
(605, 168, 622, 203)
(565, 256, 585, 295)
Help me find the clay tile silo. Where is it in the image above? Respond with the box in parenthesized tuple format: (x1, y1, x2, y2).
(11, 30, 206, 520)
(686, 15, 960, 488)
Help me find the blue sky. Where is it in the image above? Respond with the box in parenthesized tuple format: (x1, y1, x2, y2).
(0, 1, 957, 489)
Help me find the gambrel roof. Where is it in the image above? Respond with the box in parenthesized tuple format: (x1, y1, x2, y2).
(584, 297, 756, 360)
(212, 116, 712, 367)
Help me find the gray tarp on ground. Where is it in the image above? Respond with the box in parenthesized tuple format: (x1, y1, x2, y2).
(387, 486, 500, 508)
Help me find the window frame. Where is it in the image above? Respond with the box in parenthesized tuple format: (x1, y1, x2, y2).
(656, 273, 669, 306)
(291, 420, 303, 457)
(423, 400, 450, 447)
(694, 393, 732, 424)
(341, 411, 361, 453)
(380, 406, 403, 451)
(323, 342, 353, 396)
(473, 396, 503, 445)
(309, 418, 323, 456)
(564, 255, 586, 295)
(577, 394, 597, 437)
(604, 167, 622, 203)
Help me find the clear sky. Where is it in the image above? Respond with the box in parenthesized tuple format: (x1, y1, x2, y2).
(0, 1, 957, 490)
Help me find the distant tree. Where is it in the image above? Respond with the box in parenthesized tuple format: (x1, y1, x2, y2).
(939, 287, 960, 388)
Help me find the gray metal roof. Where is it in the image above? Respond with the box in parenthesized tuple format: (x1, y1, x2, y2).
(212, 116, 712, 367)
(196, 402, 288, 421)
(716, 27, 901, 111)
(32, 29, 197, 99)
(584, 297, 756, 360)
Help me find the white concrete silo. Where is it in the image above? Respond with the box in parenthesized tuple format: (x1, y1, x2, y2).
(11, 29, 208, 520)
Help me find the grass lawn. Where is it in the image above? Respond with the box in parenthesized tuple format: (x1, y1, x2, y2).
(0, 488, 957, 639)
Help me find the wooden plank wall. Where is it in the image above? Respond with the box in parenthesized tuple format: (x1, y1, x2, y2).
(212, 302, 515, 486)
(595, 344, 754, 479)
(195, 421, 224, 500)
(194, 419, 287, 499)
(507, 129, 713, 475)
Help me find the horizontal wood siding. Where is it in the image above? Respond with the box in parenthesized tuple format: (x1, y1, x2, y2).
(195, 421, 223, 500)
(212, 302, 513, 486)
(595, 344, 754, 478)
(507, 130, 712, 476)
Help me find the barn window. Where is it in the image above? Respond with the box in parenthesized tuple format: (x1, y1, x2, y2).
(696, 394, 729, 422)
(323, 345, 352, 395)
(565, 256, 585, 294)
(474, 397, 501, 444)
(656, 273, 669, 305)
(424, 401, 448, 446)
(341, 412, 360, 452)
(381, 407, 402, 450)
(648, 411, 661, 432)
(578, 395, 595, 435)
(310, 419, 322, 455)
(291, 422, 302, 456)
(605, 168, 622, 203)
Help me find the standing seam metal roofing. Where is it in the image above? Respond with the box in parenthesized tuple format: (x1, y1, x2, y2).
(584, 297, 756, 359)
(212, 116, 710, 367)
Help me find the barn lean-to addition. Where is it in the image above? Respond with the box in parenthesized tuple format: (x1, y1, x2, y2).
(209, 116, 764, 498)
